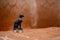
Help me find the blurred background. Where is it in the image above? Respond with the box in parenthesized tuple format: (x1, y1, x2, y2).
(0, 0, 60, 31)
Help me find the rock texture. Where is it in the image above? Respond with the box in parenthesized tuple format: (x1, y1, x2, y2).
(0, 0, 60, 31)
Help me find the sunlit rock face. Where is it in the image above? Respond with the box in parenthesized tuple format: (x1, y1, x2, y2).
(0, 0, 59, 31)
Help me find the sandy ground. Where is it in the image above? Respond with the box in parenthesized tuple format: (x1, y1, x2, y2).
(0, 27, 60, 40)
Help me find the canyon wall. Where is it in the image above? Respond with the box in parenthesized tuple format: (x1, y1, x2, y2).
(0, 0, 59, 31)
(58, 0, 60, 26)
(36, 0, 58, 27)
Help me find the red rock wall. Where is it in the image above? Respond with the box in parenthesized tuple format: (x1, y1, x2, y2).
(58, 0, 60, 26)
(36, 0, 58, 27)
(0, 0, 59, 31)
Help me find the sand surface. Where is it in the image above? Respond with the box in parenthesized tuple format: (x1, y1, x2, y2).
(0, 27, 60, 40)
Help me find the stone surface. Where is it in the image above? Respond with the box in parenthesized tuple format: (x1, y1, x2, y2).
(0, 0, 60, 31)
